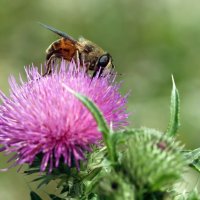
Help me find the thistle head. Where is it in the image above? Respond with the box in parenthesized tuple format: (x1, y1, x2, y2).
(0, 60, 128, 172)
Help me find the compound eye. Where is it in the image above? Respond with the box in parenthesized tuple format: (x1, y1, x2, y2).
(97, 54, 110, 68)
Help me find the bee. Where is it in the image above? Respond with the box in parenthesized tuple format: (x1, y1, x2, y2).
(40, 23, 114, 78)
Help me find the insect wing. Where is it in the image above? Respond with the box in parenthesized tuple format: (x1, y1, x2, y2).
(39, 22, 77, 43)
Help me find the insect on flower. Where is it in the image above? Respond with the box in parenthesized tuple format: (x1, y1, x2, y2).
(40, 23, 115, 78)
(0, 61, 128, 172)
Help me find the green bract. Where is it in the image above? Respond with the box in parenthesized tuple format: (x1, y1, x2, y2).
(119, 128, 185, 192)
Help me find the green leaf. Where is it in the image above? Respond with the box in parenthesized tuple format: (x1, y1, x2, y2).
(192, 160, 200, 173)
(30, 191, 43, 200)
(32, 175, 47, 182)
(36, 178, 51, 189)
(183, 148, 200, 173)
(24, 169, 40, 175)
(166, 75, 180, 136)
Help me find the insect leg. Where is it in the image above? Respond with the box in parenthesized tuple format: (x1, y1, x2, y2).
(43, 54, 56, 76)
(92, 67, 104, 79)
(75, 50, 80, 66)
(80, 53, 90, 73)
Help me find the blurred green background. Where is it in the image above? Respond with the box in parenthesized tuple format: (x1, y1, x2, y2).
(0, 0, 200, 199)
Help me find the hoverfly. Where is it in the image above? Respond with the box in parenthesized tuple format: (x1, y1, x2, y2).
(40, 23, 114, 78)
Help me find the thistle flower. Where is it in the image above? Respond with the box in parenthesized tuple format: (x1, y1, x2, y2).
(0, 60, 128, 172)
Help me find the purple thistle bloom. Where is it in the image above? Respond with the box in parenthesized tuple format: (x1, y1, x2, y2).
(0, 60, 128, 172)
